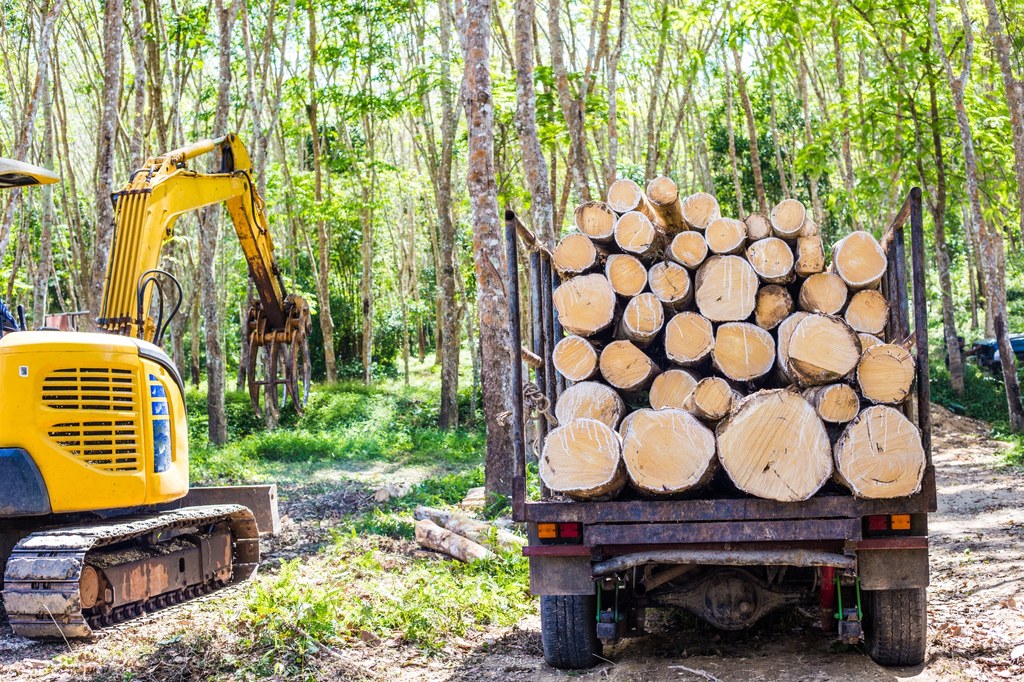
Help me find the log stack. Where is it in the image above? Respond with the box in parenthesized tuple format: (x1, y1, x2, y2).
(539, 179, 926, 503)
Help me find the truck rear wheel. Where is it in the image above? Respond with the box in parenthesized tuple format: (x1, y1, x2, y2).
(862, 588, 927, 666)
(540, 594, 601, 670)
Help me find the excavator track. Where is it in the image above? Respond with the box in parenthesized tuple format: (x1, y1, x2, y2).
(2, 505, 259, 639)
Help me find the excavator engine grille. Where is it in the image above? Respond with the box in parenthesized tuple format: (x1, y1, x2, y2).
(42, 368, 142, 472)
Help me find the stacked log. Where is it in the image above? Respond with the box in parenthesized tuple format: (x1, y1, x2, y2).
(540, 188, 925, 503)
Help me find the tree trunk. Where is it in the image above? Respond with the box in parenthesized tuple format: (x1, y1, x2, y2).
(705, 217, 747, 255)
(732, 45, 767, 214)
(128, 0, 147, 168)
(200, 0, 239, 445)
(548, 0, 590, 201)
(683, 376, 735, 422)
(830, 15, 858, 230)
(930, 0, 1024, 431)
(306, 3, 338, 383)
(415, 519, 495, 561)
(832, 231, 887, 289)
(460, 0, 515, 498)
(647, 261, 692, 310)
(32, 70, 54, 327)
(87, 0, 123, 323)
(668, 231, 708, 270)
(754, 285, 793, 331)
(746, 237, 795, 284)
(617, 292, 664, 346)
(721, 42, 745, 218)
(605, 253, 648, 296)
(857, 343, 916, 405)
(982, 0, 1024, 242)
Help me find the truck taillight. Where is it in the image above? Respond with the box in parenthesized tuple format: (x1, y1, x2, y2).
(558, 523, 581, 539)
(866, 515, 888, 531)
(536, 522, 583, 543)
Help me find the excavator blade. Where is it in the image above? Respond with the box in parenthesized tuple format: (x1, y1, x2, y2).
(2, 505, 258, 639)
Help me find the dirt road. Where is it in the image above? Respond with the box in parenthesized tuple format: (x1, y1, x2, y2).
(1, 406, 1022, 681)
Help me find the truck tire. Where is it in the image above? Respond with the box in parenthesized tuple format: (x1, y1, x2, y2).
(862, 588, 927, 666)
(540, 594, 601, 670)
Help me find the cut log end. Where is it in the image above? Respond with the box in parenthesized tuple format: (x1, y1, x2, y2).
(834, 406, 925, 499)
(713, 322, 776, 381)
(695, 255, 758, 322)
(746, 237, 796, 284)
(668, 231, 709, 269)
(795, 236, 826, 277)
(648, 261, 693, 310)
(619, 292, 665, 345)
(615, 211, 662, 259)
(415, 519, 495, 562)
(649, 369, 698, 410)
(552, 335, 599, 382)
(754, 285, 794, 330)
(857, 343, 916, 405)
(665, 311, 715, 366)
(606, 253, 648, 297)
(608, 178, 645, 214)
(554, 380, 626, 430)
(716, 389, 833, 502)
(552, 232, 599, 277)
(574, 201, 617, 243)
(553, 273, 617, 336)
(803, 383, 860, 423)
(799, 272, 849, 315)
(621, 409, 717, 494)
(832, 230, 887, 289)
(681, 192, 721, 230)
(684, 376, 735, 421)
(646, 176, 686, 234)
(859, 333, 883, 352)
(845, 289, 889, 334)
(770, 198, 806, 239)
(776, 311, 810, 382)
(787, 314, 861, 386)
(745, 212, 772, 241)
(705, 217, 747, 255)
(540, 418, 626, 500)
(600, 340, 660, 392)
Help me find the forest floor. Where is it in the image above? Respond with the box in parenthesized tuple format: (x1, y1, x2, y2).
(0, 386, 1022, 680)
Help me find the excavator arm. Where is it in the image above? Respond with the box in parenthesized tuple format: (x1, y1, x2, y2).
(98, 134, 311, 418)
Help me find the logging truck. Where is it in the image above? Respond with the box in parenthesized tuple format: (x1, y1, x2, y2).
(505, 187, 934, 670)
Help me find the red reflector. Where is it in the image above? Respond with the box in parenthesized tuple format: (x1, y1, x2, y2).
(867, 515, 888, 531)
(558, 523, 581, 538)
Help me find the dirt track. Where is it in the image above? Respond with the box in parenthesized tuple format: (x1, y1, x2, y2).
(2, 405, 1022, 681)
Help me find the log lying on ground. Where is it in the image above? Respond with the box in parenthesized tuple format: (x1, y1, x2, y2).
(621, 409, 717, 494)
(665, 311, 715, 366)
(618, 292, 665, 345)
(575, 201, 616, 244)
(705, 217, 747, 255)
(415, 519, 495, 561)
(769, 198, 806, 239)
(754, 285, 794, 330)
(803, 384, 860, 423)
(683, 376, 735, 421)
(776, 311, 810, 382)
(798, 272, 849, 315)
(695, 255, 758, 321)
(681, 192, 720, 230)
(787, 314, 861, 386)
(648, 261, 693, 310)
(716, 389, 833, 502)
(553, 273, 617, 336)
(844, 289, 888, 334)
(554, 380, 626, 429)
(832, 231, 887, 289)
(833, 405, 926, 499)
(540, 418, 626, 500)
(713, 322, 776, 381)
(858, 333, 883, 352)
(606, 253, 648, 297)
(668, 231, 708, 269)
(552, 232, 601, 277)
(649, 369, 698, 409)
(646, 176, 686, 234)
(857, 343, 916, 404)
(745, 212, 772, 241)
(615, 211, 663, 259)
(600, 340, 660, 392)
(414, 506, 525, 551)
(746, 237, 795, 284)
(795, 236, 825, 277)
(553, 335, 599, 382)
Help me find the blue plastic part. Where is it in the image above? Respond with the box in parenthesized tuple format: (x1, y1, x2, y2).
(0, 448, 51, 516)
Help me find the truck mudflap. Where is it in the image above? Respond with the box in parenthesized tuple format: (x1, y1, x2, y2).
(857, 537, 929, 590)
(3, 504, 259, 639)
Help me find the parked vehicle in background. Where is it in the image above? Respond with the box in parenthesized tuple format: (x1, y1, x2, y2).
(970, 334, 1024, 378)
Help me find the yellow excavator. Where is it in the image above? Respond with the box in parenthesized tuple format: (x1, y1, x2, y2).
(0, 135, 306, 638)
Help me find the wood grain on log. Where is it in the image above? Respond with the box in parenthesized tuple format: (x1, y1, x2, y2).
(769, 198, 806, 239)
(618, 292, 665, 345)
(646, 175, 686, 234)
(745, 212, 772, 241)
(615, 211, 663, 259)
(649, 261, 693, 310)
(552, 335, 600, 382)
(668, 230, 709, 269)
(665, 311, 715, 365)
(787, 313, 861, 386)
(746, 237, 796, 284)
(681, 192, 720, 230)
(552, 232, 601, 277)
(621, 408, 717, 494)
(834, 405, 925, 499)
(683, 376, 735, 421)
(776, 311, 810, 382)
(552, 273, 617, 336)
(802, 383, 860, 423)
(600, 340, 660, 392)
(831, 230, 887, 289)
(649, 369, 699, 409)
(712, 322, 776, 381)
(795, 235, 826, 277)
(844, 289, 888, 334)
(554, 380, 626, 429)
(754, 284, 794, 330)
(606, 253, 648, 297)
(857, 343, 916, 404)
(574, 201, 616, 243)
(705, 217, 747, 255)
(540, 418, 626, 500)
(798, 272, 849, 314)
(716, 389, 833, 501)
(695, 255, 758, 321)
